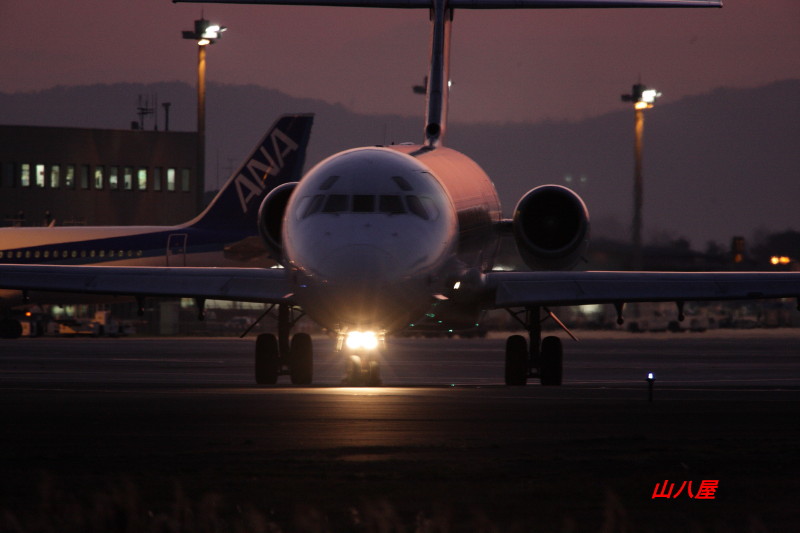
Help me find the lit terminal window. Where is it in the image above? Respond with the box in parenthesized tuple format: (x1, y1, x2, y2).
(65, 165, 75, 189)
(167, 168, 176, 191)
(124, 167, 133, 190)
(35, 164, 45, 187)
(50, 165, 60, 188)
(137, 168, 147, 191)
(109, 167, 119, 190)
(20, 164, 31, 187)
(94, 166, 104, 189)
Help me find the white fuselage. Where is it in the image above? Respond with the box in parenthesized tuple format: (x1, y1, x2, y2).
(283, 145, 501, 332)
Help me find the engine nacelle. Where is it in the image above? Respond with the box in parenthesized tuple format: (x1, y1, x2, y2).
(258, 182, 297, 265)
(512, 184, 590, 271)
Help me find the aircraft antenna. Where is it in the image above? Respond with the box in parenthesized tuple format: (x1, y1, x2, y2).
(135, 94, 157, 131)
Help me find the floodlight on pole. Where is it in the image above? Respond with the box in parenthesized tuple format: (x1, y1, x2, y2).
(621, 83, 661, 270)
(182, 16, 226, 212)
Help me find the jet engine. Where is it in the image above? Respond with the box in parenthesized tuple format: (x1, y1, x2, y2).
(512, 185, 590, 271)
(257, 182, 297, 264)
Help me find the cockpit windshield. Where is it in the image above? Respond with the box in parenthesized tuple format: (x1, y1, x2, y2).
(296, 194, 435, 220)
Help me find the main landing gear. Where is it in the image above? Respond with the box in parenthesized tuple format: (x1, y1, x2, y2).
(254, 304, 313, 385)
(504, 306, 563, 386)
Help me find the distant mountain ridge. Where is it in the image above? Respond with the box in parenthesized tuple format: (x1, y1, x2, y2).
(1, 79, 798, 247)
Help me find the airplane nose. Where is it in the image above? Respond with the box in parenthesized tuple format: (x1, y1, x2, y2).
(321, 244, 395, 283)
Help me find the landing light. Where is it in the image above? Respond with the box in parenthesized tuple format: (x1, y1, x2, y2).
(346, 330, 379, 351)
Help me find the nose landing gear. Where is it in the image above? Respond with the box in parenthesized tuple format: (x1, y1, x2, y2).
(339, 330, 385, 386)
(343, 355, 382, 386)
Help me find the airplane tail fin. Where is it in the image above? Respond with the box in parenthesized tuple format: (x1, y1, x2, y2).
(188, 113, 314, 232)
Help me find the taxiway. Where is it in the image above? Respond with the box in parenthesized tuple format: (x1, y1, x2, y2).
(1, 331, 798, 531)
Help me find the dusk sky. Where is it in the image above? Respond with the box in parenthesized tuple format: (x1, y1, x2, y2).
(2, 1, 798, 124)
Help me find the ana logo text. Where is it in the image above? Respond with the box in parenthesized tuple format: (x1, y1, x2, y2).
(235, 127, 299, 214)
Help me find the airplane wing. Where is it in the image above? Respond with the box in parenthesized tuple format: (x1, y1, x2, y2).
(0, 265, 293, 304)
(484, 271, 800, 308)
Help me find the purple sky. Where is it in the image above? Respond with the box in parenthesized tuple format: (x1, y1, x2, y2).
(1, 1, 799, 123)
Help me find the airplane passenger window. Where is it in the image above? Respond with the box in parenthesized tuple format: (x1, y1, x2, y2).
(405, 195, 429, 220)
(392, 176, 413, 191)
(322, 194, 348, 213)
(320, 175, 339, 190)
(379, 195, 405, 214)
(353, 195, 375, 213)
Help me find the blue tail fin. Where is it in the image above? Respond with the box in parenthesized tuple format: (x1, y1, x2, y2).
(189, 114, 314, 231)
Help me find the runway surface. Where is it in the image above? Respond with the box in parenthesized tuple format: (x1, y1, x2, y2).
(1, 330, 799, 532)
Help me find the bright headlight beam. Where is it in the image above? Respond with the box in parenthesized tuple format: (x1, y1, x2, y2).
(345, 331, 379, 351)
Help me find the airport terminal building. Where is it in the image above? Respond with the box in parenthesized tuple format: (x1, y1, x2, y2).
(0, 125, 199, 227)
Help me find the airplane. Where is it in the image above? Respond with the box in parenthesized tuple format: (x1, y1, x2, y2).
(0, 113, 313, 338)
(2, 0, 799, 386)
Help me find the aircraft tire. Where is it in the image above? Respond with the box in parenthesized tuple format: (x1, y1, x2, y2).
(504, 334, 528, 386)
(345, 355, 363, 386)
(255, 333, 280, 384)
(540, 336, 563, 386)
(366, 359, 382, 386)
(289, 333, 313, 385)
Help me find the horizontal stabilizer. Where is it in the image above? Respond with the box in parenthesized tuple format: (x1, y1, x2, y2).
(175, 0, 722, 8)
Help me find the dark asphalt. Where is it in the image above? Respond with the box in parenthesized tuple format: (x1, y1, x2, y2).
(1, 331, 798, 532)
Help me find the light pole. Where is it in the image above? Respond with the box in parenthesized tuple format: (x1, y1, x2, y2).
(182, 17, 226, 211)
(621, 83, 660, 270)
